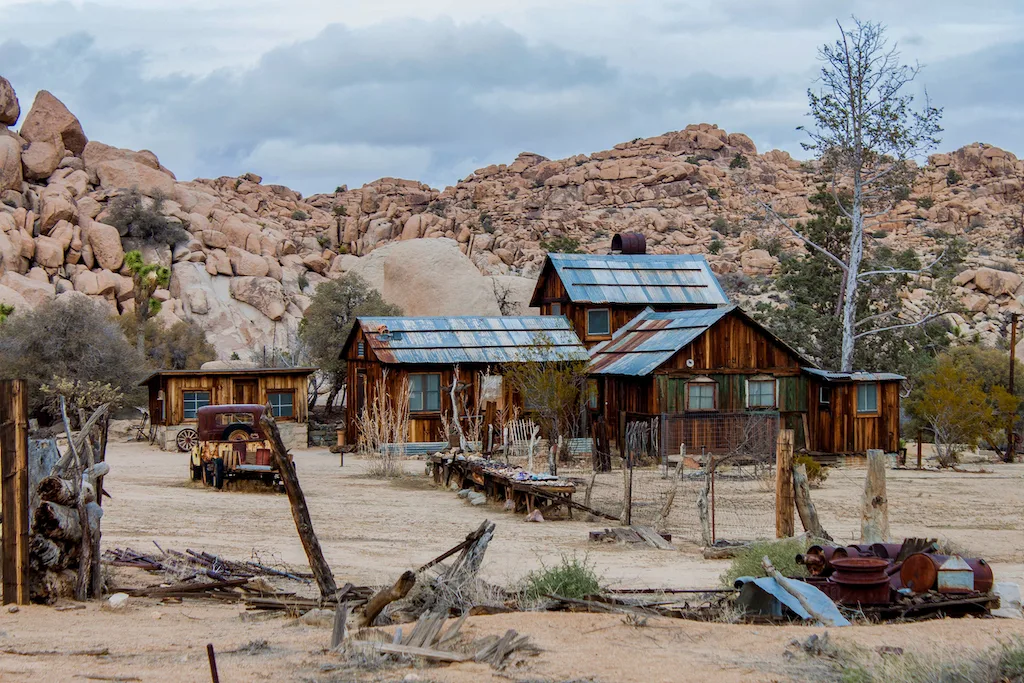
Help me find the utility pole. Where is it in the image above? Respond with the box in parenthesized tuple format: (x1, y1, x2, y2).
(1008, 313, 1018, 463)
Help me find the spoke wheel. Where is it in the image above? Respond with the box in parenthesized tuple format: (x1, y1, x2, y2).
(176, 428, 199, 452)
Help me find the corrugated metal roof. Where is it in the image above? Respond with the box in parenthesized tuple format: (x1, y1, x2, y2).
(139, 367, 317, 386)
(547, 253, 730, 306)
(801, 368, 906, 382)
(588, 306, 735, 376)
(357, 316, 589, 365)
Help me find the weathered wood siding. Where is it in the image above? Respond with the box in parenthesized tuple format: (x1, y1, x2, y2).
(150, 372, 309, 426)
(806, 378, 900, 454)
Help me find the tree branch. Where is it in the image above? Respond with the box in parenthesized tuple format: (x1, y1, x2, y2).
(854, 311, 951, 339)
(754, 196, 849, 273)
(857, 249, 945, 280)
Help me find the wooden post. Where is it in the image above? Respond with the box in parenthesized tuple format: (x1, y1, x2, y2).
(916, 431, 923, 470)
(260, 410, 338, 603)
(793, 463, 832, 541)
(1, 380, 30, 605)
(1008, 312, 1018, 463)
(860, 449, 889, 544)
(775, 429, 795, 538)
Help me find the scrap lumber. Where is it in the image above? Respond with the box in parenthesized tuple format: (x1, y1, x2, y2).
(357, 570, 416, 628)
(353, 641, 471, 663)
(260, 409, 338, 603)
(793, 464, 832, 541)
(631, 525, 675, 550)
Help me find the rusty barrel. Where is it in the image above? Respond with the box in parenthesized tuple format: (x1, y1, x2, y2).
(611, 232, 647, 254)
(828, 557, 893, 605)
(900, 554, 994, 594)
(868, 543, 905, 559)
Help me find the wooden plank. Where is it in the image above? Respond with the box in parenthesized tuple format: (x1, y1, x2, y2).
(775, 429, 794, 538)
(1, 380, 30, 605)
(352, 641, 472, 662)
(631, 525, 674, 550)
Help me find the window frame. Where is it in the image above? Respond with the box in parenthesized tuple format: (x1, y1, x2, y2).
(182, 390, 211, 421)
(356, 340, 365, 358)
(550, 302, 562, 317)
(685, 379, 717, 412)
(409, 373, 442, 414)
(586, 308, 611, 338)
(819, 386, 831, 407)
(586, 378, 599, 410)
(856, 382, 879, 415)
(268, 390, 296, 419)
(746, 378, 777, 409)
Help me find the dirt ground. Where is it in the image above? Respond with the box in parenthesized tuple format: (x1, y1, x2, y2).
(2, 441, 1023, 682)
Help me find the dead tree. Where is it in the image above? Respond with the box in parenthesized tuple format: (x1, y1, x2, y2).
(793, 464, 832, 541)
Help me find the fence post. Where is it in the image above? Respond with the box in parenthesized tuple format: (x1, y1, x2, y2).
(708, 452, 715, 544)
(775, 428, 795, 538)
(1, 379, 30, 605)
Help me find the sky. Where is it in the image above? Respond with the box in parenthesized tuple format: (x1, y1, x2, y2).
(1, 0, 1022, 195)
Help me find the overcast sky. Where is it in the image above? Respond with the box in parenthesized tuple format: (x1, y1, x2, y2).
(1, 0, 1022, 194)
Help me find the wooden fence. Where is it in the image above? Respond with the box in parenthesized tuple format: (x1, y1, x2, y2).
(0, 379, 29, 604)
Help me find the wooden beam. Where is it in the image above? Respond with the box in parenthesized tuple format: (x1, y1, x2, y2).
(775, 429, 795, 538)
(259, 409, 338, 603)
(1, 380, 30, 605)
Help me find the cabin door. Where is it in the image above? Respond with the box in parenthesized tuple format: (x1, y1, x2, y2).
(233, 380, 258, 404)
(355, 371, 367, 417)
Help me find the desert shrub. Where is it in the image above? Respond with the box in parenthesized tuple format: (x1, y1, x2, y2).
(946, 169, 962, 185)
(297, 272, 309, 291)
(0, 303, 13, 324)
(521, 553, 602, 602)
(711, 216, 728, 233)
(0, 296, 145, 417)
(708, 239, 724, 255)
(479, 211, 494, 233)
(121, 318, 216, 371)
(291, 209, 309, 221)
(892, 186, 911, 202)
(795, 453, 828, 486)
(751, 235, 784, 256)
(105, 188, 188, 247)
(729, 153, 750, 169)
(830, 638, 1024, 683)
(708, 187, 721, 200)
(332, 204, 347, 217)
(872, 229, 888, 238)
(540, 235, 581, 253)
(915, 197, 935, 209)
(427, 199, 449, 216)
(720, 538, 809, 587)
(315, 234, 330, 249)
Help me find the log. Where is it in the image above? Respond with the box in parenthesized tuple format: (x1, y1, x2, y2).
(696, 473, 713, 547)
(860, 449, 889, 544)
(50, 404, 109, 475)
(34, 502, 81, 542)
(775, 429, 795, 538)
(357, 570, 416, 628)
(259, 409, 338, 603)
(793, 464, 832, 541)
(29, 534, 64, 569)
(37, 476, 76, 506)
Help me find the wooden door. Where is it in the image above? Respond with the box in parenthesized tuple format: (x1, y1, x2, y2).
(233, 380, 258, 404)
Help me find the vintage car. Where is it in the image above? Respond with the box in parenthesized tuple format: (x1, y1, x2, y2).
(189, 404, 286, 490)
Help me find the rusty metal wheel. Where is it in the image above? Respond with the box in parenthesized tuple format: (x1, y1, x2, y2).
(176, 428, 199, 452)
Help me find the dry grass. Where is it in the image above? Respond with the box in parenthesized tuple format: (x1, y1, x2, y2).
(357, 370, 410, 479)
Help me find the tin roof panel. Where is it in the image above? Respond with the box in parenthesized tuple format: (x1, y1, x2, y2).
(549, 253, 729, 306)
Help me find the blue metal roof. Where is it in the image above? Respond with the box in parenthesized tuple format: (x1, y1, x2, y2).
(545, 253, 730, 306)
(801, 368, 906, 382)
(588, 306, 735, 376)
(356, 316, 589, 365)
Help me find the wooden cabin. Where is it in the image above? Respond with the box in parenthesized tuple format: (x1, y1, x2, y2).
(587, 306, 903, 457)
(140, 365, 316, 451)
(341, 316, 588, 447)
(529, 242, 729, 348)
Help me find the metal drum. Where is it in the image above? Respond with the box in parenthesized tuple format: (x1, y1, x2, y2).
(828, 557, 893, 605)
(610, 232, 647, 254)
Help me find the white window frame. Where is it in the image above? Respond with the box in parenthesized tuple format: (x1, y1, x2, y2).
(857, 382, 879, 414)
(183, 390, 210, 420)
(686, 379, 717, 412)
(819, 386, 830, 406)
(746, 377, 777, 409)
(586, 308, 611, 337)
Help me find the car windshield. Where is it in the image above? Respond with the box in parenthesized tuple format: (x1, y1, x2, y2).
(214, 412, 256, 427)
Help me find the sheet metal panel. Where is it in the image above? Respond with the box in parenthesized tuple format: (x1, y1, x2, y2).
(801, 367, 906, 382)
(549, 253, 730, 306)
(358, 316, 589, 365)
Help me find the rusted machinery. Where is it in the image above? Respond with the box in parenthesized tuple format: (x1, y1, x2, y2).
(795, 540, 994, 608)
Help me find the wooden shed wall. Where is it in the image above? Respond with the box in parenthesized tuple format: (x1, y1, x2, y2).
(150, 373, 309, 426)
(806, 378, 900, 454)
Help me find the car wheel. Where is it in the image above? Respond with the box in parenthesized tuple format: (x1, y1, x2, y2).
(212, 458, 225, 490)
(223, 425, 254, 442)
(176, 428, 199, 452)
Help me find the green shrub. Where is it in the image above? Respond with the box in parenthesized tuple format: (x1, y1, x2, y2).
(291, 209, 309, 221)
(708, 188, 720, 200)
(729, 153, 750, 169)
(316, 234, 331, 249)
(0, 303, 13, 324)
(708, 239, 724, 255)
(521, 553, 602, 601)
(795, 453, 828, 486)
(105, 188, 188, 247)
(711, 216, 729, 233)
(946, 169, 962, 185)
(872, 229, 889, 239)
(752, 235, 783, 257)
(720, 537, 809, 587)
(540, 235, 581, 253)
(892, 186, 911, 202)
(480, 211, 494, 233)
(332, 205, 347, 217)
(915, 197, 935, 209)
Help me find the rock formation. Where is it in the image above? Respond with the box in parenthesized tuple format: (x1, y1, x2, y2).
(0, 75, 1022, 361)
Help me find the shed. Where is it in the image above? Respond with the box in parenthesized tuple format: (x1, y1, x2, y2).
(588, 306, 903, 456)
(140, 366, 316, 451)
(341, 316, 588, 445)
(530, 252, 729, 347)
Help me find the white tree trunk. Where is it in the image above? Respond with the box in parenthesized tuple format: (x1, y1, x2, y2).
(840, 175, 865, 372)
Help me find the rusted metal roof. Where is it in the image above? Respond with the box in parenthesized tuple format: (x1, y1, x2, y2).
(139, 367, 318, 387)
(545, 253, 729, 306)
(355, 316, 589, 365)
(588, 307, 734, 376)
(801, 368, 906, 382)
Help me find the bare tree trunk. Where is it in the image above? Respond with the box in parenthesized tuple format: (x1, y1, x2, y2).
(840, 181, 864, 372)
(859, 449, 889, 543)
(793, 464, 832, 541)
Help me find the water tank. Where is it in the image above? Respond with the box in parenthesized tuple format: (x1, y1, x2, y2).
(611, 232, 646, 254)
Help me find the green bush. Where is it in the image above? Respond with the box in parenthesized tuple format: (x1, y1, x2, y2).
(795, 453, 828, 486)
(915, 197, 935, 209)
(480, 211, 494, 233)
(0, 303, 13, 324)
(521, 553, 602, 601)
(752, 235, 783, 257)
(946, 169, 962, 185)
(872, 229, 889, 239)
(540, 235, 581, 253)
(729, 153, 750, 169)
(332, 205, 347, 217)
(291, 209, 309, 221)
(316, 234, 331, 249)
(720, 538, 809, 587)
(708, 239, 724, 255)
(105, 188, 188, 247)
(708, 188, 720, 200)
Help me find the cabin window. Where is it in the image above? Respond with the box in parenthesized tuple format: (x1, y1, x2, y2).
(409, 373, 441, 412)
(747, 379, 776, 409)
(587, 308, 611, 337)
(686, 381, 717, 411)
(269, 391, 295, 418)
(550, 302, 561, 316)
(587, 379, 599, 410)
(357, 341, 365, 358)
(857, 383, 879, 413)
(183, 391, 210, 419)
(819, 386, 830, 406)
